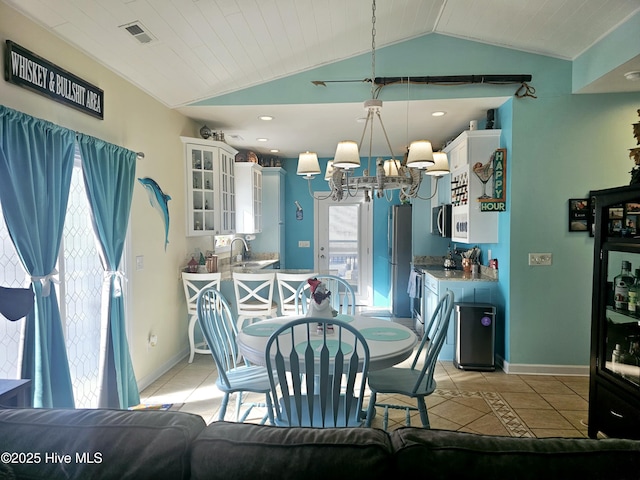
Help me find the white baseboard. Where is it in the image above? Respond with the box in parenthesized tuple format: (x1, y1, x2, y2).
(136, 347, 189, 392)
(496, 356, 589, 376)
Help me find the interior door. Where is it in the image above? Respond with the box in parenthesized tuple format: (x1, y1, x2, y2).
(314, 192, 372, 306)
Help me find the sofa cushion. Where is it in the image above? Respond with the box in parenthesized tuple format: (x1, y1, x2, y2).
(191, 421, 394, 480)
(392, 427, 640, 479)
(0, 407, 205, 480)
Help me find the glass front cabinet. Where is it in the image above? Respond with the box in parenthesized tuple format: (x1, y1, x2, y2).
(589, 184, 640, 439)
(181, 136, 237, 236)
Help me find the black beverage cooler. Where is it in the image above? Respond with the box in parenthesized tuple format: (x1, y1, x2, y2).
(453, 303, 496, 371)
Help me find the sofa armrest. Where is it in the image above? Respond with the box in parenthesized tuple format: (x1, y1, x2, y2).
(392, 427, 640, 479)
(0, 407, 205, 480)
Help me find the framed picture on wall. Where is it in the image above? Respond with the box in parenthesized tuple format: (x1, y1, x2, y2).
(569, 198, 589, 232)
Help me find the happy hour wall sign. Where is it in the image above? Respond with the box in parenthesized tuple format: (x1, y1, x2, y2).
(478, 148, 507, 212)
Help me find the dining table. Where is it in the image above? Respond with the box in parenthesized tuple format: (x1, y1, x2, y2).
(237, 314, 418, 371)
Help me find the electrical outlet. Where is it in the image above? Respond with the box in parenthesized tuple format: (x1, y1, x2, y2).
(528, 253, 552, 266)
(136, 255, 144, 270)
(298, 240, 310, 248)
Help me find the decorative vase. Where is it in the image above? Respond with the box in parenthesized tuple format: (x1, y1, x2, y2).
(199, 125, 212, 139)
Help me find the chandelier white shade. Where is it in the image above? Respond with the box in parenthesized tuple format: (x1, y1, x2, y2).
(296, 151, 321, 178)
(332, 141, 361, 169)
(324, 160, 335, 180)
(406, 140, 435, 169)
(296, 0, 449, 202)
(383, 159, 401, 177)
(425, 151, 450, 176)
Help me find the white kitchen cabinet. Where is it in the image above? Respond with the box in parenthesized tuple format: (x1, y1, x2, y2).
(444, 130, 501, 244)
(235, 162, 263, 234)
(252, 168, 286, 267)
(181, 136, 237, 236)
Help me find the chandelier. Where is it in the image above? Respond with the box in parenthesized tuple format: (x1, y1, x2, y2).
(296, 0, 449, 202)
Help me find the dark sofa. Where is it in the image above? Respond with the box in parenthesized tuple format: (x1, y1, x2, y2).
(1, 408, 639, 479)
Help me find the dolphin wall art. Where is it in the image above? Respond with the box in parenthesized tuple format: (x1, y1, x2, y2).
(138, 177, 171, 251)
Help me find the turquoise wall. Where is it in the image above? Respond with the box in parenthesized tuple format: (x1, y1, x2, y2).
(280, 156, 402, 307)
(572, 10, 640, 93)
(199, 31, 640, 369)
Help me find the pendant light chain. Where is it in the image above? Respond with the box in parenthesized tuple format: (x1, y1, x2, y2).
(371, 0, 376, 98)
(300, 0, 436, 203)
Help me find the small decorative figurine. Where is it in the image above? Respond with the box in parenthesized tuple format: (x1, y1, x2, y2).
(306, 278, 337, 333)
(187, 256, 198, 273)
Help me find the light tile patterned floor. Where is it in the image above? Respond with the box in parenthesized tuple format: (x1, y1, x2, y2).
(141, 354, 590, 438)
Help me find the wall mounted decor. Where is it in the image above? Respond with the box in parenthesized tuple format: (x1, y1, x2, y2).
(5, 40, 104, 119)
(629, 109, 640, 184)
(478, 148, 507, 212)
(138, 177, 171, 250)
(568, 198, 589, 232)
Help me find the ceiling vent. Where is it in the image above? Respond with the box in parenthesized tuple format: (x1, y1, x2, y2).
(119, 21, 157, 45)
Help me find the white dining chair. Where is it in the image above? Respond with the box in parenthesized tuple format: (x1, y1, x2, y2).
(275, 272, 318, 316)
(181, 272, 222, 363)
(233, 271, 278, 331)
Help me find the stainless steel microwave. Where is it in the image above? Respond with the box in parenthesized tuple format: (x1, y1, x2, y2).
(431, 204, 452, 237)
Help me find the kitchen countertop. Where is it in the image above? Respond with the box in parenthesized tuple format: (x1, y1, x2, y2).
(219, 260, 318, 280)
(414, 264, 498, 282)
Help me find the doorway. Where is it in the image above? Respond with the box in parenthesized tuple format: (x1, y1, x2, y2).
(314, 192, 372, 305)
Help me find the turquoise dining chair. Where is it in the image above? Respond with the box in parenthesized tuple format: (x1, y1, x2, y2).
(365, 290, 455, 430)
(294, 275, 356, 315)
(265, 317, 370, 428)
(196, 286, 274, 424)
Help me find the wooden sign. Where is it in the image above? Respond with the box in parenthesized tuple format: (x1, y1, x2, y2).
(4, 40, 104, 119)
(479, 148, 507, 212)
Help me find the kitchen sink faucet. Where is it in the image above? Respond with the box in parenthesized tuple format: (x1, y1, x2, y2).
(230, 237, 249, 270)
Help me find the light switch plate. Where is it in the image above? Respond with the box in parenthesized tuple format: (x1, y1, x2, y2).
(136, 255, 144, 270)
(528, 253, 552, 266)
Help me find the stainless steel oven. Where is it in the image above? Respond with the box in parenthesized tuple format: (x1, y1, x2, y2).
(412, 267, 425, 333)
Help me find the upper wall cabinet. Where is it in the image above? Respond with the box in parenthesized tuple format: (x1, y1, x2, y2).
(181, 136, 237, 236)
(445, 130, 501, 244)
(235, 162, 263, 234)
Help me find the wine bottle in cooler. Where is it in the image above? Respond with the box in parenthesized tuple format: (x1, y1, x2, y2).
(629, 268, 640, 313)
(614, 261, 634, 310)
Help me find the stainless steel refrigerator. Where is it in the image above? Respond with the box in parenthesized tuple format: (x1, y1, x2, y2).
(389, 204, 412, 317)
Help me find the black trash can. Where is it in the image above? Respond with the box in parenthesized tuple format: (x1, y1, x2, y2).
(453, 302, 496, 371)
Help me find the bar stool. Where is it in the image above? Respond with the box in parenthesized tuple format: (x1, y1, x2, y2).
(182, 272, 221, 363)
(276, 272, 317, 316)
(233, 272, 278, 331)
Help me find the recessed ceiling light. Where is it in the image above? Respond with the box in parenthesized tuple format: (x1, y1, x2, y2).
(258, 115, 274, 121)
(257, 138, 268, 142)
(431, 111, 446, 117)
(270, 149, 279, 153)
(624, 71, 640, 81)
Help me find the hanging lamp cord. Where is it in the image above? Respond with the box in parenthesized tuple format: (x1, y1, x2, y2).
(370, 0, 376, 97)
